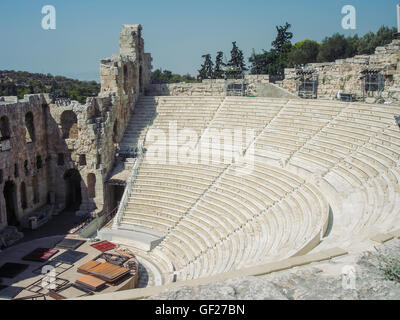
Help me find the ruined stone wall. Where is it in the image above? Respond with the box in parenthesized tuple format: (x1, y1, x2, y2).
(145, 75, 270, 96)
(0, 95, 52, 230)
(98, 24, 152, 214)
(146, 79, 226, 96)
(279, 40, 400, 103)
(0, 24, 152, 232)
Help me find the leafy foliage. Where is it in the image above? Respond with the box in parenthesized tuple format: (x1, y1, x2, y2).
(248, 49, 263, 75)
(317, 33, 357, 62)
(226, 42, 247, 79)
(249, 24, 396, 76)
(214, 51, 226, 79)
(249, 49, 287, 75)
(377, 251, 400, 283)
(151, 69, 198, 84)
(287, 40, 320, 66)
(317, 26, 396, 62)
(355, 26, 396, 54)
(0, 70, 100, 103)
(198, 54, 214, 80)
(249, 22, 293, 75)
(271, 22, 293, 54)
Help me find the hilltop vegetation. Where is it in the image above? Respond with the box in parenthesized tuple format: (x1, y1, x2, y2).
(151, 69, 198, 84)
(196, 25, 397, 79)
(0, 70, 100, 104)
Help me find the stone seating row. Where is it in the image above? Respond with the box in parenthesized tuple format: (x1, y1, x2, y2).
(116, 96, 400, 282)
(146, 163, 327, 279)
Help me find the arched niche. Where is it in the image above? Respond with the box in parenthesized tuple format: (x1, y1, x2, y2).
(0, 116, 11, 140)
(25, 112, 35, 143)
(60, 110, 78, 139)
(63, 169, 82, 210)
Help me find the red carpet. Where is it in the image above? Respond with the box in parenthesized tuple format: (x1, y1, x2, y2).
(90, 241, 116, 252)
(22, 248, 59, 262)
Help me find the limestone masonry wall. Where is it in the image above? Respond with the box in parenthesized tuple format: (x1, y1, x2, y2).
(0, 24, 152, 233)
(279, 40, 400, 103)
(147, 41, 400, 104)
(146, 75, 270, 96)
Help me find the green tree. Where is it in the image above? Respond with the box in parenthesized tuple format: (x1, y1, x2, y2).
(271, 22, 293, 54)
(151, 69, 163, 83)
(248, 25, 288, 75)
(151, 69, 198, 84)
(261, 50, 287, 75)
(375, 26, 396, 46)
(249, 22, 294, 76)
(214, 51, 225, 79)
(161, 70, 173, 83)
(288, 40, 320, 66)
(198, 54, 214, 80)
(249, 49, 265, 74)
(317, 33, 357, 62)
(355, 26, 396, 54)
(226, 42, 247, 79)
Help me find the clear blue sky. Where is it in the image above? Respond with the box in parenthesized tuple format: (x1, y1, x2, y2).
(0, 0, 397, 81)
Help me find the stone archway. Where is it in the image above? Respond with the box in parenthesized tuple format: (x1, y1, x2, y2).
(63, 169, 82, 210)
(60, 110, 78, 139)
(3, 181, 18, 226)
(25, 112, 35, 143)
(0, 116, 10, 140)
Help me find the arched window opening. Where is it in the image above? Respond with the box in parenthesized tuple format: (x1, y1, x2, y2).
(42, 104, 48, 126)
(60, 110, 78, 139)
(64, 169, 82, 210)
(36, 155, 42, 169)
(25, 112, 35, 143)
(0, 116, 11, 141)
(4, 181, 18, 226)
(79, 154, 86, 166)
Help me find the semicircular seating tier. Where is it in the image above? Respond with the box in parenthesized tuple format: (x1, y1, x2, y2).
(109, 95, 400, 284)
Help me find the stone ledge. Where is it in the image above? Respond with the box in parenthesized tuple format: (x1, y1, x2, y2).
(73, 247, 347, 300)
(371, 229, 400, 243)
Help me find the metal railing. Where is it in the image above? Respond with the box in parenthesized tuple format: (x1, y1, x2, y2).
(112, 145, 144, 229)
